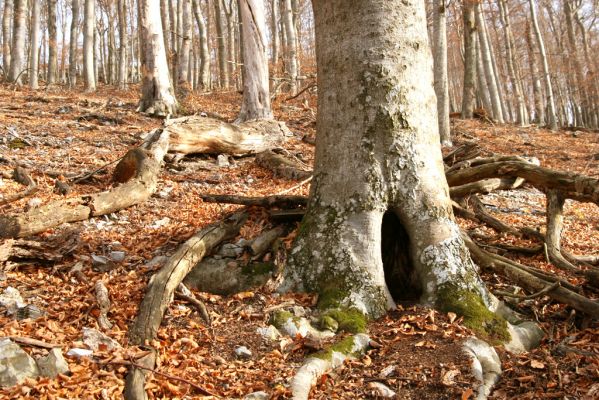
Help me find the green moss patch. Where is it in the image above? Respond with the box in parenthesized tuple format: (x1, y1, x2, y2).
(312, 336, 358, 361)
(269, 310, 294, 329)
(437, 284, 510, 345)
(321, 308, 367, 334)
(317, 286, 349, 311)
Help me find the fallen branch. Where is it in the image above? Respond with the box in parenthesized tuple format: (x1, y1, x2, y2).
(255, 150, 313, 180)
(495, 282, 561, 300)
(0, 130, 169, 238)
(199, 194, 307, 209)
(0, 166, 38, 206)
(8, 336, 61, 349)
(94, 281, 113, 330)
(175, 290, 211, 326)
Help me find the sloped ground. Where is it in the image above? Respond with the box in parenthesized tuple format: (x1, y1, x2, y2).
(0, 84, 597, 399)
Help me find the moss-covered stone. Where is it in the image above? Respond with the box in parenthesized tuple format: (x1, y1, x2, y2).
(312, 336, 358, 360)
(270, 310, 294, 329)
(437, 284, 510, 344)
(319, 315, 339, 332)
(242, 262, 274, 277)
(322, 308, 367, 334)
(317, 286, 349, 311)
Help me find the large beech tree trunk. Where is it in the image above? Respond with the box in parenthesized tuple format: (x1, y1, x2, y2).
(137, 0, 177, 116)
(461, 0, 477, 118)
(29, 1, 41, 89)
(2, 0, 12, 76)
(83, 0, 96, 91)
(283, 0, 490, 320)
(432, 0, 451, 146)
(236, 0, 273, 122)
(47, 0, 58, 85)
(68, 0, 79, 88)
(192, 0, 210, 90)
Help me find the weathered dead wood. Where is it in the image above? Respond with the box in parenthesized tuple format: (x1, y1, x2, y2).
(125, 213, 246, 400)
(250, 226, 287, 256)
(545, 190, 580, 273)
(446, 155, 534, 174)
(464, 234, 599, 318)
(129, 212, 246, 344)
(446, 160, 599, 204)
(450, 177, 524, 198)
(175, 290, 211, 326)
(165, 116, 290, 156)
(269, 209, 306, 222)
(0, 130, 169, 239)
(184, 258, 273, 295)
(199, 193, 307, 208)
(255, 149, 312, 180)
(8, 336, 61, 349)
(443, 142, 482, 166)
(0, 166, 38, 206)
(94, 281, 113, 330)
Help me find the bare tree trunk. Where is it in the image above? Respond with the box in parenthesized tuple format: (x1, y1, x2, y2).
(498, 0, 527, 126)
(432, 0, 451, 146)
(236, 0, 272, 122)
(2, 0, 12, 77)
(68, 0, 79, 88)
(59, 1, 68, 82)
(29, 0, 41, 89)
(47, 0, 58, 85)
(177, 0, 192, 87)
(528, 0, 556, 129)
(213, 0, 229, 88)
(475, 36, 492, 113)
(192, 0, 210, 90)
(83, 0, 96, 91)
(461, 0, 477, 118)
(475, 3, 503, 123)
(223, 0, 236, 86)
(563, 1, 588, 127)
(138, 0, 177, 116)
(270, 0, 279, 66)
(117, 0, 127, 89)
(525, 21, 544, 125)
(8, 0, 27, 85)
(282, 0, 297, 94)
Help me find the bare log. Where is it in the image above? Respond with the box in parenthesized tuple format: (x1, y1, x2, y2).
(94, 281, 113, 330)
(0, 130, 169, 239)
(199, 193, 307, 208)
(443, 142, 482, 166)
(446, 161, 599, 204)
(166, 116, 291, 156)
(255, 149, 312, 180)
(249, 226, 287, 256)
(450, 177, 523, 198)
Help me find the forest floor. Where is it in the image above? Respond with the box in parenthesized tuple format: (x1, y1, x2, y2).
(0, 84, 598, 399)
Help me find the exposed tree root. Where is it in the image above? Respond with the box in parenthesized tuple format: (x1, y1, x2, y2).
(255, 149, 313, 180)
(199, 193, 307, 208)
(0, 130, 169, 238)
(124, 212, 246, 399)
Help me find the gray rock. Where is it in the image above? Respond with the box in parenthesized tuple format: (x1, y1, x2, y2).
(217, 154, 230, 167)
(368, 382, 396, 398)
(219, 243, 244, 258)
(66, 348, 93, 358)
(36, 349, 69, 378)
(82, 327, 121, 352)
(0, 287, 25, 315)
(256, 326, 281, 341)
(243, 391, 270, 400)
(16, 304, 45, 320)
(109, 251, 126, 263)
(234, 346, 252, 359)
(0, 339, 39, 388)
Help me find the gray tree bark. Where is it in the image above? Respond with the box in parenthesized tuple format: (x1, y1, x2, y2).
(138, 0, 177, 116)
(525, 20, 544, 125)
(68, 0, 79, 88)
(528, 0, 556, 129)
(177, 0, 192, 87)
(284, 0, 490, 320)
(475, 3, 503, 123)
(7, 0, 27, 85)
(236, 0, 272, 122)
(117, 0, 127, 89)
(461, 0, 477, 118)
(83, 0, 96, 91)
(213, 0, 229, 88)
(47, 0, 58, 85)
(432, 0, 451, 146)
(270, 0, 279, 66)
(29, 0, 41, 89)
(192, 0, 210, 90)
(281, 0, 298, 94)
(2, 0, 12, 76)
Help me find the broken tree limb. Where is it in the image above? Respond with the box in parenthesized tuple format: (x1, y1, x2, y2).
(443, 142, 482, 166)
(199, 193, 307, 209)
(250, 226, 287, 257)
(255, 149, 313, 180)
(125, 213, 246, 399)
(175, 290, 211, 326)
(545, 190, 580, 273)
(0, 166, 38, 206)
(0, 130, 169, 239)
(165, 116, 290, 156)
(450, 177, 524, 199)
(463, 234, 599, 318)
(128, 212, 247, 344)
(446, 161, 599, 205)
(94, 281, 113, 331)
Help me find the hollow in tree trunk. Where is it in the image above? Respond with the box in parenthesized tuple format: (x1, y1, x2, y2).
(282, 0, 501, 343)
(137, 0, 177, 116)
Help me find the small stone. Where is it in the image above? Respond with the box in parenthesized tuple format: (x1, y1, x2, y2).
(217, 154, 230, 167)
(291, 306, 307, 317)
(36, 349, 69, 378)
(0, 339, 39, 388)
(27, 198, 42, 209)
(16, 304, 45, 320)
(82, 327, 121, 352)
(66, 348, 93, 358)
(257, 326, 281, 341)
(0, 287, 25, 315)
(234, 346, 252, 359)
(243, 391, 270, 400)
(219, 243, 243, 258)
(108, 251, 126, 263)
(91, 254, 113, 272)
(367, 382, 396, 398)
(213, 355, 226, 366)
(379, 365, 396, 378)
